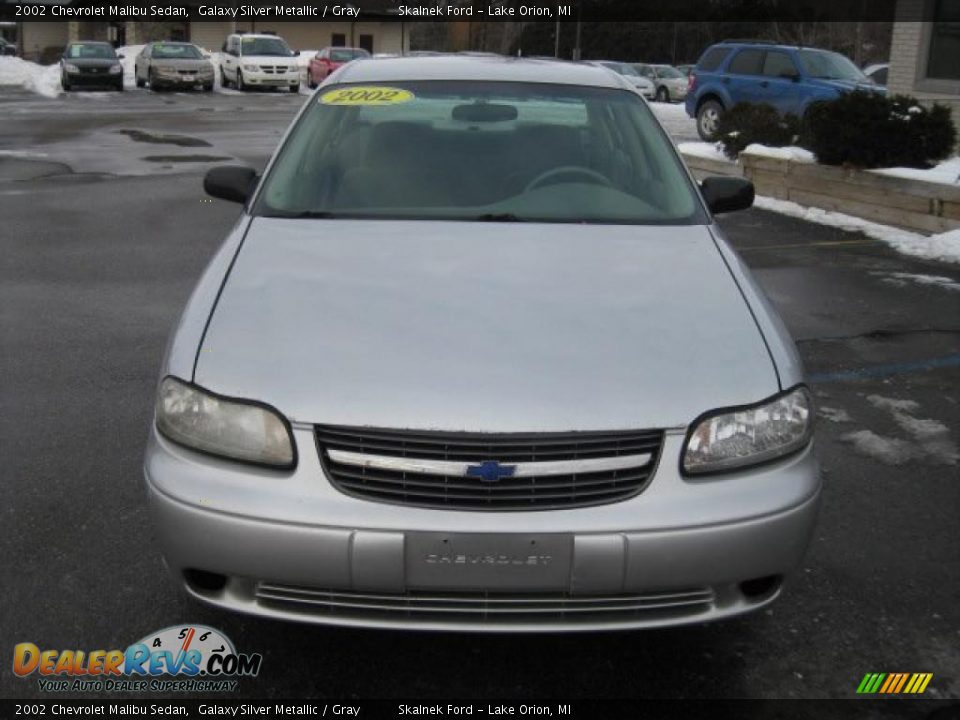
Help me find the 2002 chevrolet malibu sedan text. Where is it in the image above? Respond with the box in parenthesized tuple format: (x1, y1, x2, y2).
(145, 56, 820, 632)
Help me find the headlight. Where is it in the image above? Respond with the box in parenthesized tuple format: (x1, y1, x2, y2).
(64, 63, 80, 73)
(155, 377, 295, 468)
(243, 64, 259, 71)
(682, 386, 813, 475)
(109, 64, 122, 74)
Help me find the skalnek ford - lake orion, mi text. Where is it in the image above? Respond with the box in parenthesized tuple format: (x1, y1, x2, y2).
(398, 4, 571, 16)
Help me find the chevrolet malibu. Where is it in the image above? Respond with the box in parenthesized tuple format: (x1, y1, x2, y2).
(145, 57, 820, 632)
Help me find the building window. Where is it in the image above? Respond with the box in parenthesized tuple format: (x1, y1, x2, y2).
(927, 0, 960, 79)
(332, 33, 346, 47)
(359, 34, 374, 53)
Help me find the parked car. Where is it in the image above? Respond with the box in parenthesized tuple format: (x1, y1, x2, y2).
(686, 40, 883, 140)
(307, 47, 370, 88)
(635, 63, 690, 102)
(863, 62, 888, 86)
(0, 37, 17, 57)
(135, 41, 213, 92)
(584, 60, 655, 99)
(220, 33, 300, 93)
(147, 56, 820, 632)
(60, 42, 124, 92)
(676, 64, 695, 77)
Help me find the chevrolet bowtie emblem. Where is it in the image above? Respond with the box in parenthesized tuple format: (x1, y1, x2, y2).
(465, 461, 516, 483)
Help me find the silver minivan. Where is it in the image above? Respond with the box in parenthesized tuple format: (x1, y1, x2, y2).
(145, 57, 820, 632)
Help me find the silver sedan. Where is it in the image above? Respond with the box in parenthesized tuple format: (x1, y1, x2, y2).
(135, 41, 213, 91)
(145, 57, 820, 632)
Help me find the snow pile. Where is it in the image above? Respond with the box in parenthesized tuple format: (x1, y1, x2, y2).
(0, 56, 61, 98)
(753, 196, 960, 265)
(840, 430, 918, 466)
(742, 144, 816, 163)
(677, 141, 730, 163)
(874, 272, 960, 292)
(116, 44, 144, 87)
(871, 156, 960, 186)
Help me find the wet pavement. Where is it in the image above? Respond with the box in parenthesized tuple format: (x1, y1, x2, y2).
(1, 86, 958, 702)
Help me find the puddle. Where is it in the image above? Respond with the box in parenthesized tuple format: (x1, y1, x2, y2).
(116, 129, 212, 147)
(142, 155, 231, 163)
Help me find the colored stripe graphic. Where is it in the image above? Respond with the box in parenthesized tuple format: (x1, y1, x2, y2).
(857, 673, 932, 694)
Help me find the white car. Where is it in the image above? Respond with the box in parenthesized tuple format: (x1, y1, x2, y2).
(219, 33, 300, 92)
(585, 60, 656, 99)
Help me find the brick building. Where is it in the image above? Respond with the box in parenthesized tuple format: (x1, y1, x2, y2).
(887, 0, 960, 140)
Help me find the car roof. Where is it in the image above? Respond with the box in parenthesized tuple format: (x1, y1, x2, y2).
(337, 56, 626, 88)
(234, 33, 285, 40)
(69, 41, 112, 46)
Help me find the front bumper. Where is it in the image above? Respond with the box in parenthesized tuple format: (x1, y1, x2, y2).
(154, 73, 213, 88)
(240, 70, 299, 86)
(65, 71, 122, 87)
(145, 426, 821, 632)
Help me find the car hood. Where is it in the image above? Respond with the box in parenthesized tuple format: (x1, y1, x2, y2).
(812, 78, 884, 94)
(194, 219, 779, 431)
(242, 55, 296, 64)
(69, 58, 119, 68)
(152, 59, 212, 71)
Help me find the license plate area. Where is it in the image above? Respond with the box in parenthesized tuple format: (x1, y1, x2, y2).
(405, 533, 572, 591)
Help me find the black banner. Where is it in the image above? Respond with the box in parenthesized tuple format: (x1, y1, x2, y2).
(1, 699, 959, 719)
(0, 0, 901, 23)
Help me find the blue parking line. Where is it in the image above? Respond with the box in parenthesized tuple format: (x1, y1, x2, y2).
(808, 353, 960, 384)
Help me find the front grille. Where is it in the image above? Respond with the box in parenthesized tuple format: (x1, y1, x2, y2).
(315, 426, 663, 511)
(255, 583, 714, 624)
(261, 65, 291, 74)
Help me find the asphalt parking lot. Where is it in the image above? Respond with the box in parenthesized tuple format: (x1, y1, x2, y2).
(1, 86, 958, 703)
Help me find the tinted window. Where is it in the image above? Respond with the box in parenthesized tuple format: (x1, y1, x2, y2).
(873, 67, 888, 85)
(697, 47, 731, 72)
(241, 37, 293, 57)
(797, 49, 866, 81)
(762, 51, 798, 77)
(255, 81, 703, 225)
(728, 49, 763, 75)
(927, 0, 960, 80)
(152, 43, 203, 60)
(67, 44, 116, 60)
(329, 48, 369, 62)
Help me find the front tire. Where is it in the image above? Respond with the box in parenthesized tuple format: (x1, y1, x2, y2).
(237, 69, 246, 91)
(656, 86, 669, 103)
(220, 66, 230, 88)
(136, 73, 145, 88)
(697, 99, 724, 141)
(289, 83, 299, 93)
(61, 74, 71, 92)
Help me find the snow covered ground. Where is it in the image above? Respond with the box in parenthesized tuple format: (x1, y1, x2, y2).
(752, 196, 960, 265)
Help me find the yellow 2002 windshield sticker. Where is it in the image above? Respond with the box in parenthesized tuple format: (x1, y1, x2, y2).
(320, 86, 414, 106)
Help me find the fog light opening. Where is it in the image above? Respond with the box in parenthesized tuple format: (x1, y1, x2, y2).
(184, 568, 228, 594)
(739, 575, 782, 600)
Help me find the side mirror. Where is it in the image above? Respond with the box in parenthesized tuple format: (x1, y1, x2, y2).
(292, 50, 300, 56)
(204, 166, 258, 204)
(701, 176, 754, 214)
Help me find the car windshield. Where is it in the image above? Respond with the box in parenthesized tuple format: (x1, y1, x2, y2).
(657, 66, 685, 79)
(329, 48, 369, 62)
(797, 49, 866, 81)
(67, 44, 116, 60)
(152, 43, 203, 60)
(255, 80, 703, 225)
(241, 37, 293, 57)
(613, 63, 641, 77)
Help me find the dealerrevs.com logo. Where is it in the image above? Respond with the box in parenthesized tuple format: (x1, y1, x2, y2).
(13, 625, 262, 693)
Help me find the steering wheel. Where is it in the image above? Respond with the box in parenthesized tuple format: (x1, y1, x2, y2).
(524, 166, 613, 193)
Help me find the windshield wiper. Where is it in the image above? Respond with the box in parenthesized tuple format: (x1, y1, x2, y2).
(474, 213, 529, 222)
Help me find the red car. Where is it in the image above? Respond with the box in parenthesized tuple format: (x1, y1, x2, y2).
(307, 47, 371, 88)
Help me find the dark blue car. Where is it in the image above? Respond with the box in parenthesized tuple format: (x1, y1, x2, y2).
(685, 41, 884, 141)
